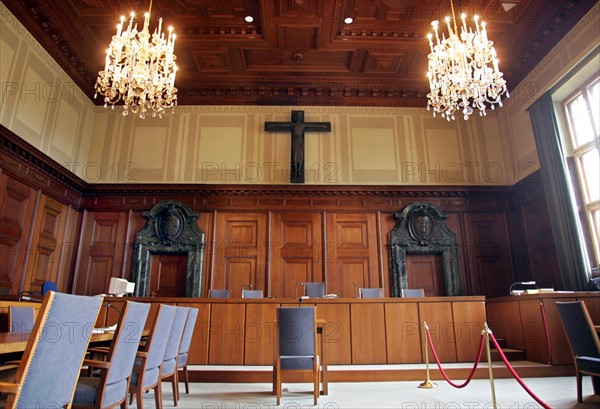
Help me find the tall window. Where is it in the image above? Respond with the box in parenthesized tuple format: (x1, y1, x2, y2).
(563, 75, 600, 268)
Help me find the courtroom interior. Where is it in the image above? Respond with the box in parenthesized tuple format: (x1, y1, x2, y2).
(0, 0, 599, 408)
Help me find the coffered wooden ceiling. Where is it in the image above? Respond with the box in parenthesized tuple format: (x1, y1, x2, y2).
(2, 0, 596, 107)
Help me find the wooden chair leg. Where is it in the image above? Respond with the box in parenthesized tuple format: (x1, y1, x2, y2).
(171, 372, 179, 406)
(183, 365, 190, 394)
(275, 365, 281, 405)
(313, 366, 319, 406)
(577, 372, 583, 403)
(154, 384, 163, 409)
(136, 388, 144, 409)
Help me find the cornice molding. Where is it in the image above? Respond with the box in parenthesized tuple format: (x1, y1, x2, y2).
(0, 125, 87, 204)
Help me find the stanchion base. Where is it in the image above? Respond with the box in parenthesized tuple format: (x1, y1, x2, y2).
(418, 379, 438, 389)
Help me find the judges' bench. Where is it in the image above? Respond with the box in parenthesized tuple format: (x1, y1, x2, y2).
(96, 296, 486, 366)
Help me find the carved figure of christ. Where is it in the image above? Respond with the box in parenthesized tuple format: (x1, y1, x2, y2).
(264, 110, 331, 183)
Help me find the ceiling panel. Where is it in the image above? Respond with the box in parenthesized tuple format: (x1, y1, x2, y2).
(2, 0, 595, 107)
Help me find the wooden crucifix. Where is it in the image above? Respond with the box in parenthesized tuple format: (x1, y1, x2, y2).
(264, 110, 331, 183)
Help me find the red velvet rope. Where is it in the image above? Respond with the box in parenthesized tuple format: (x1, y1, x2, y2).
(539, 302, 552, 364)
(488, 331, 552, 409)
(424, 327, 485, 388)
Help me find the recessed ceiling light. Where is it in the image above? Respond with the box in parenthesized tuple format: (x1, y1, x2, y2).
(245, 16, 254, 23)
(344, 17, 354, 24)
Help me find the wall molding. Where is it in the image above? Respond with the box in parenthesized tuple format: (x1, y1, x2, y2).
(0, 125, 86, 208)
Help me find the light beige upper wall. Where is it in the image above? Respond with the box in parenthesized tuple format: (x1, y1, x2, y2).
(0, 2, 95, 167)
(86, 106, 513, 185)
(497, 2, 600, 182)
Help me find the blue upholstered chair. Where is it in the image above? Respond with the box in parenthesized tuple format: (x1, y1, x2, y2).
(177, 308, 199, 395)
(40, 280, 58, 295)
(556, 301, 600, 402)
(160, 306, 190, 406)
(273, 307, 320, 406)
(8, 305, 35, 333)
(129, 304, 176, 409)
(359, 288, 383, 298)
(209, 289, 231, 298)
(0, 292, 103, 408)
(401, 288, 425, 298)
(305, 282, 325, 298)
(242, 289, 264, 298)
(72, 301, 151, 409)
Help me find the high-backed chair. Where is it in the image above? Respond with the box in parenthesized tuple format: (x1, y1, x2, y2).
(401, 288, 425, 298)
(242, 289, 264, 298)
(8, 306, 35, 333)
(273, 307, 320, 406)
(556, 301, 600, 402)
(209, 289, 231, 298)
(40, 280, 58, 295)
(73, 301, 151, 409)
(129, 304, 177, 409)
(359, 288, 383, 298)
(177, 308, 199, 395)
(305, 282, 325, 298)
(160, 306, 190, 406)
(0, 292, 102, 408)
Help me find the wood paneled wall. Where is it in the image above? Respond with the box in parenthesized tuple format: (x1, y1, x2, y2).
(0, 126, 561, 297)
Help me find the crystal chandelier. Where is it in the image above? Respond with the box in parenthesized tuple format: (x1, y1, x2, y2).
(94, 0, 178, 119)
(426, 0, 509, 120)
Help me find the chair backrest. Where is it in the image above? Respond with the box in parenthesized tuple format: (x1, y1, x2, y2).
(40, 280, 58, 295)
(91, 301, 150, 408)
(162, 307, 190, 376)
(209, 289, 231, 298)
(556, 301, 600, 359)
(359, 288, 383, 298)
(242, 289, 264, 298)
(9, 305, 35, 333)
(105, 301, 151, 385)
(140, 304, 177, 388)
(304, 282, 325, 298)
(278, 307, 315, 358)
(10, 292, 102, 408)
(178, 308, 199, 357)
(401, 288, 425, 298)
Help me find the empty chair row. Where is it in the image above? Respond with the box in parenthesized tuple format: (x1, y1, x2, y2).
(207, 285, 426, 298)
(0, 293, 199, 409)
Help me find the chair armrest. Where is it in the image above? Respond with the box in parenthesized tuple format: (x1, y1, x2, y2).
(83, 359, 111, 369)
(0, 381, 19, 393)
(1, 360, 20, 366)
(136, 351, 149, 359)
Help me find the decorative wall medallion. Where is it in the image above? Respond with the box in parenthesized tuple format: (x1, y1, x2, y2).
(409, 210, 436, 245)
(156, 206, 185, 244)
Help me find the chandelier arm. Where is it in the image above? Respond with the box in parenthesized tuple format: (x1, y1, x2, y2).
(450, 0, 458, 33)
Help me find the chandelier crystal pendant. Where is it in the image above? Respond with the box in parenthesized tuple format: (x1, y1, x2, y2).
(94, 0, 178, 119)
(426, 0, 509, 120)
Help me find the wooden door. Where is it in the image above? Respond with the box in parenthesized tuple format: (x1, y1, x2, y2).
(271, 212, 323, 298)
(212, 213, 267, 298)
(406, 254, 445, 296)
(149, 254, 187, 297)
(326, 213, 380, 297)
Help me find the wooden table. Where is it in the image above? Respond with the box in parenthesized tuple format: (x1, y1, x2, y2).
(0, 331, 115, 355)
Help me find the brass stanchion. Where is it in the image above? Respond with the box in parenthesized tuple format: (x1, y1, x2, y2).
(418, 321, 437, 389)
(484, 323, 497, 409)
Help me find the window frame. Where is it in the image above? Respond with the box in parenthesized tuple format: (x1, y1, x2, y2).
(562, 74, 600, 268)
